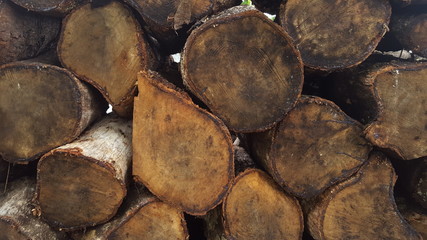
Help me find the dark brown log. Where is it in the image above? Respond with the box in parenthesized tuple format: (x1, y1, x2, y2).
(58, 0, 158, 117)
(307, 152, 422, 240)
(181, 6, 303, 132)
(9, 0, 86, 16)
(0, 62, 106, 162)
(408, 159, 427, 208)
(0, 178, 66, 240)
(252, 0, 282, 14)
(74, 185, 188, 240)
(0, 0, 60, 65)
(123, 0, 240, 54)
(331, 62, 427, 160)
(222, 169, 303, 239)
(397, 199, 427, 240)
(133, 70, 234, 215)
(279, 0, 391, 70)
(249, 96, 371, 199)
(0, 158, 8, 183)
(391, 12, 427, 58)
(35, 114, 132, 230)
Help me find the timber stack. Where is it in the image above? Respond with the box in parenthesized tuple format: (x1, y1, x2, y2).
(0, 0, 425, 239)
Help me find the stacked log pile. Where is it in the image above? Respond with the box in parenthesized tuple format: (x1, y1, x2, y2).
(0, 0, 426, 239)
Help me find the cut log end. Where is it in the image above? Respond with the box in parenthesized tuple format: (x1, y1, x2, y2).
(58, 1, 156, 117)
(133, 70, 234, 215)
(223, 169, 303, 239)
(250, 96, 371, 199)
(182, 6, 303, 132)
(280, 0, 391, 70)
(9, 0, 83, 16)
(308, 152, 422, 240)
(0, 63, 105, 162)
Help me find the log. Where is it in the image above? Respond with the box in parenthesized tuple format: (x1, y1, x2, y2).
(35, 114, 132, 230)
(249, 96, 371, 199)
(397, 199, 427, 240)
(133, 70, 234, 215)
(0, 178, 66, 240)
(9, 0, 86, 16)
(391, 12, 427, 58)
(222, 169, 303, 239)
(58, 0, 158, 117)
(307, 152, 422, 240)
(181, 6, 304, 133)
(0, 0, 60, 65)
(391, 0, 427, 7)
(331, 62, 427, 160)
(279, 0, 391, 70)
(74, 185, 188, 240)
(408, 159, 427, 208)
(123, 0, 240, 54)
(0, 62, 106, 162)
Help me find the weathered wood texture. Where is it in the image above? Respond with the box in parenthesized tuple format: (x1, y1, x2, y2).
(249, 96, 371, 199)
(331, 62, 427, 160)
(58, 0, 157, 117)
(0, 62, 106, 162)
(182, 6, 303, 132)
(279, 0, 391, 70)
(391, 12, 427, 58)
(222, 169, 303, 239)
(133, 70, 234, 215)
(307, 152, 422, 240)
(75, 186, 188, 240)
(0, 0, 60, 65)
(0, 178, 66, 240)
(398, 202, 427, 240)
(36, 114, 132, 230)
(9, 0, 86, 16)
(123, 0, 240, 53)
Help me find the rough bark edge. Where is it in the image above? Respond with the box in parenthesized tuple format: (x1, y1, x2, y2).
(363, 61, 427, 160)
(57, 1, 157, 118)
(181, 5, 303, 132)
(34, 150, 127, 231)
(268, 95, 370, 199)
(133, 70, 235, 215)
(307, 152, 421, 240)
(222, 168, 304, 240)
(0, 62, 100, 163)
(9, 0, 87, 17)
(279, 0, 392, 71)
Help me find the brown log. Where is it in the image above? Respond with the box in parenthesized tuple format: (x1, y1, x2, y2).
(133, 70, 234, 215)
(123, 0, 240, 54)
(279, 0, 391, 70)
(9, 0, 86, 16)
(58, 0, 158, 117)
(249, 96, 371, 199)
(0, 178, 66, 240)
(331, 62, 427, 160)
(0, 62, 106, 162)
(307, 152, 422, 240)
(391, 12, 427, 58)
(222, 169, 303, 239)
(35, 114, 132, 230)
(181, 6, 303, 133)
(397, 199, 427, 240)
(74, 185, 188, 240)
(0, 0, 60, 65)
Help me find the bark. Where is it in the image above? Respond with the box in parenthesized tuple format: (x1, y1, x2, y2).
(9, 0, 87, 17)
(0, 62, 106, 163)
(0, 0, 60, 65)
(331, 62, 427, 160)
(133, 70, 234, 215)
(123, 0, 240, 54)
(0, 178, 66, 240)
(58, 0, 158, 117)
(181, 5, 303, 133)
(73, 185, 188, 240)
(249, 96, 371, 199)
(222, 169, 303, 239)
(35, 114, 132, 230)
(307, 152, 422, 240)
(391, 12, 427, 58)
(279, 0, 391, 70)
